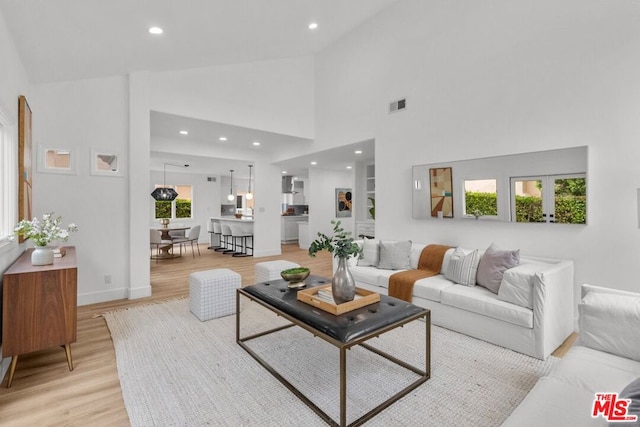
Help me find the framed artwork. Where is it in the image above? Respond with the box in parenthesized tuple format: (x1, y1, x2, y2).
(90, 148, 125, 177)
(18, 95, 32, 241)
(37, 144, 78, 175)
(429, 167, 453, 218)
(335, 188, 352, 218)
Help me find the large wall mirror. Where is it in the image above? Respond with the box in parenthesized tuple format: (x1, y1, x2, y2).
(412, 146, 588, 225)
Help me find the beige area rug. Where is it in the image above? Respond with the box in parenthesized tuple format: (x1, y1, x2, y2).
(104, 298, 557, 426)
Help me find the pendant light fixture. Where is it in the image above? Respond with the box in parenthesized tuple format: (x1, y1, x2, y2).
(151, 163, 189, 201)
(246, 165, 254, 200)
(227, 169, 235, 201)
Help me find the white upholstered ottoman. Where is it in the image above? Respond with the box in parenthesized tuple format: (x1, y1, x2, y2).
(189, 268, 241, 321)
(254, 260, 300, 283)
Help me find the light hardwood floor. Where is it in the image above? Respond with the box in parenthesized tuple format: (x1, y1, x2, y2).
(0, 244, 576, 426)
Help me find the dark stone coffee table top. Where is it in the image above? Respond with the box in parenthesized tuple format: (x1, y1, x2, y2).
(242, 275, 427, 343)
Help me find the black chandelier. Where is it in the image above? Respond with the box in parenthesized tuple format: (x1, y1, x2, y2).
(151, 163, 189, 201)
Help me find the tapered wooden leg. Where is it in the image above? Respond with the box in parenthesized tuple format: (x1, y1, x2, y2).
(6, 355, 18, 388)
(64, 344, 74, 371)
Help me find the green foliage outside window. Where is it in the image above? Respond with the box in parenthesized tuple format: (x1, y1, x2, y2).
(464, 192, 498, 216)
(176, 199, 192, 218)
(155, 199, 192, 219)
(155, 201, 171, 219)
(465, 191, 586, 224)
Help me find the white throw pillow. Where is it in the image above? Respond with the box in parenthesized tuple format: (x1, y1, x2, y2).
(444, 247, 479, 287)
(497, 263, 547, 309)
(579, 291, 640, 362)
(377, 240, 412, 270)
(357, 239, 380, 267)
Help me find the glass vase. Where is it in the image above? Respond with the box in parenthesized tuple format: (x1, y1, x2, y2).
(332, 257, 356, 304)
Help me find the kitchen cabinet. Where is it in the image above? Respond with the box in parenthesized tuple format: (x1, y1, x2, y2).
(281, 216, 308, 243)
(2, 247, 77, 387)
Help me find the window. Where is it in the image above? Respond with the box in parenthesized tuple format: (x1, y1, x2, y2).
(0, 108, 17, 245)
(463, 179, 498, 217)
(154, 185, 192, 219)
(511, 174, 586, 224)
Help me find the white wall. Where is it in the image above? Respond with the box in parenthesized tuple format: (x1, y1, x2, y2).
(30, 76, 130, 305)
(313, 0, 640, 305)
(150, 56, 315, 138)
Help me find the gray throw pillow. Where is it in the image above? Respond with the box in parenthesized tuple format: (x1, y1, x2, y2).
(610, 377, 640, 426)
(377, 240, 412, 270)
(476, 243, 520, 294)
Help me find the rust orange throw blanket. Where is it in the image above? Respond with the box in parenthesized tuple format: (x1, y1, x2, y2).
(388, 244, 452, 303)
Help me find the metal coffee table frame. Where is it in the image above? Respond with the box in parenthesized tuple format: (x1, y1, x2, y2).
(236, 288, 431, 427)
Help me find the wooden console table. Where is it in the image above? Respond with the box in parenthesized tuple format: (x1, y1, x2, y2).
(2, 246, 77, 387)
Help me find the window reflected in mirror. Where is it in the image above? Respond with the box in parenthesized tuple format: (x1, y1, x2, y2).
(464, 179, 497, 217)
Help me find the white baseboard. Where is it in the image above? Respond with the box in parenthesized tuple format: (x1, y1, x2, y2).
(253, 249, 282, 258)
(128, 285, 152, 300)
(78, 288, 128, 306)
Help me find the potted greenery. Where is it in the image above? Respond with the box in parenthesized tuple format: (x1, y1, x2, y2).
(308, 220, 362, 303)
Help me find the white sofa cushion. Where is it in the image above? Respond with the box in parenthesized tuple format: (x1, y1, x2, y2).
(440, 285, 533, 328)
(413, 275, 455, 302)
(497, 262, 548, 309)
(548, 345, 640, 393)
(502, 377, 603, 427)
(579, 291, 640, 362)
(377, 240, 412, 270)
(357, 238, 379, 267)
(444, 247, 480, 287)
(349, 265, 381, 287)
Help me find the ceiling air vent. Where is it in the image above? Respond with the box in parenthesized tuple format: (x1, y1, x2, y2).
(207, 176, 217, 182)
(389, 98, 407, 114)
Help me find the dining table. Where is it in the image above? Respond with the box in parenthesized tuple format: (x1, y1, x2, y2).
(150, 226, 190, 259)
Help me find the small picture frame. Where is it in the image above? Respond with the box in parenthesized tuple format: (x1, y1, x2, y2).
(335, 188, 352, 218)
(37, 144, 78, 175)
(90, 148, 125, 177)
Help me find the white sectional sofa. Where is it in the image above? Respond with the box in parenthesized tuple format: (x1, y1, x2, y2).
(503, 284, 640, 426)
(340, 240, 575, 360)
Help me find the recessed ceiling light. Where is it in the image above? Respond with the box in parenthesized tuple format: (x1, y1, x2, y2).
(179, 130, 188, 135)
(281, 170, 287, 174)
(346, 166, 353, 169)
(310, 161, 317, 165)
(308, 22, 318, 30)
(219, 137, 227, 141)
(252, 141, 260, 146)
(149, 27, 163, 35)
(355, 150, 363, 154)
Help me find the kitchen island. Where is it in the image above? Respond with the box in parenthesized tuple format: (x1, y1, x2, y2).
(281, 215, 308, 244)
(209, 217, 254, 249)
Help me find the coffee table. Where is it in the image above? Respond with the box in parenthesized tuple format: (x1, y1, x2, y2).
(236, 275, 430, 427)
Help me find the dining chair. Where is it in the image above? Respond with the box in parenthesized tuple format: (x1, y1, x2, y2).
(175, 225, 201, 258)
(149, 229, 170, 263)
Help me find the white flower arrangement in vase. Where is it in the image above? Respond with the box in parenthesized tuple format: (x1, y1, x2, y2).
(14, 213, 78, 265)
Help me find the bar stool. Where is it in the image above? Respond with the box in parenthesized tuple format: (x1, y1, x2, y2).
(221, 224, 235, 254)
(214, 221, 227, 252)
(209, 219, 222, 250)
(229, 223, 253, 257)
